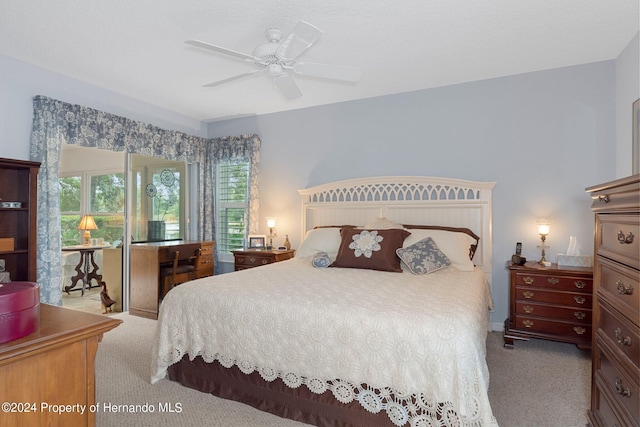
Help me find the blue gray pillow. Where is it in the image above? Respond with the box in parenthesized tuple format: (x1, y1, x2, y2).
(312, 251, 331, 268)
(396, 237, 451, 275)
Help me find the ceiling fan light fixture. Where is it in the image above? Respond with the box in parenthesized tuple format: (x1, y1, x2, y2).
(267, 63, 283, 77)
(252, 42, 279, 62)
(264, 28, 283, 43)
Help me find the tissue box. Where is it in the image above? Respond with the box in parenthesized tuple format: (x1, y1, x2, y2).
(557, 254, 592, 267)
(0, 272, 9, 283)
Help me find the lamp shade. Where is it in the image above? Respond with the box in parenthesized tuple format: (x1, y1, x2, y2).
(537, 220, 550, 235)
(78, 215, 98, 231)
(266, 217, 277, 228)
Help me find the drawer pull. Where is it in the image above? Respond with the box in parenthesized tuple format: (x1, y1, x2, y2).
(615, 378, 631, 398)
(617, 230, 634, 244)
(615, 328, 632, 346)
(523, 305, 534, 313)
(574, 311, 586, 320)
(574, 281, 586, 289)
(522, 320, 534, 328)
(249, 257, 255, 263)
(261, 259, 268, 265)
(547, 278, 559, 285)
(523, 291, 534, 299)
(573, 327, 586, 335)
(598, 195, 609, 203)
(573, 296, 586, 304)
(523, 276, 534, 285)
(616, 280, 634, 295)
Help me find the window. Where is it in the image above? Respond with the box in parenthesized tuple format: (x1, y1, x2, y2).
(130, 155, 186, 243)
(216, 161, 250, 258)
(59, 172, 125, 246)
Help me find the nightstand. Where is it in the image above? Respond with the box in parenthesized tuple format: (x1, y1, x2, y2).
(504, 261, 593, 350)
(232, 249, 295, 271)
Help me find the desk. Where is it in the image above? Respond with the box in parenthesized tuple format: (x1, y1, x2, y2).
(62, 244, 111, 296)
(129, 240, 214, 319)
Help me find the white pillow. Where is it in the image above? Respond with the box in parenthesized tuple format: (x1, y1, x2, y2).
(294, 228, 342, 261)
(403, 229, 476, 271)
(363, 217, 404, 229)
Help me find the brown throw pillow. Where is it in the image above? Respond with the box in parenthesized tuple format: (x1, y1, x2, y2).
(330, 228, 410, 272)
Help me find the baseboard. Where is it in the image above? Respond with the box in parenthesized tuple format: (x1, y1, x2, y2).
(490, 321, 504, 332)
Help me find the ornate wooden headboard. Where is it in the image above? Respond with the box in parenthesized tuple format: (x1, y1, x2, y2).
(298, 176, 496, 282)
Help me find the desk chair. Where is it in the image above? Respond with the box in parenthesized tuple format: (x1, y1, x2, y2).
(160, 248, 201, 298)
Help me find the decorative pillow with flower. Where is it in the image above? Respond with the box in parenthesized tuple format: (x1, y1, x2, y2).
(330, 228, 410, 272)
(396, 237, 451, 275)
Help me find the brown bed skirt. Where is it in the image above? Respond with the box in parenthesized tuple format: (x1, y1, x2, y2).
(168, 355, 397, 427)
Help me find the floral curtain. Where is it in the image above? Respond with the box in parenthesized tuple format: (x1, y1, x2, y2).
(29, 95, 260, 304)
(202, 134, 261, 237)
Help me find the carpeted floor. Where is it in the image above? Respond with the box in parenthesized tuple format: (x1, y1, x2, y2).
(95, 313, 591, 427)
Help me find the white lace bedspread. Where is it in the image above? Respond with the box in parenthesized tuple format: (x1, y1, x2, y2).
(151, 258, 498, 427)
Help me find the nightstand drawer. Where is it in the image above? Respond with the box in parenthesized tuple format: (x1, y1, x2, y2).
(514, 272, 592, 292)
(515, 301, 591, 324)
(232, 249, 295, 271)
(513, 315, 590, 339)
(236, 254, 272, 268)
(505, 261, 593, 349)
(515, 287, 592, 307)
(598, 214, 640, 269)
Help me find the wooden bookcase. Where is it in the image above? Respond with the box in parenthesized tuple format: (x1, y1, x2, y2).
(0, 157, 40, 282)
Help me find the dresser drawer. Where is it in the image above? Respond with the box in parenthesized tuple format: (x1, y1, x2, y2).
(599, 257, 640, 324)
(513, 315, 590, 339)
(589, 382, 622, 427)
(598, 215, 640, 269)
(590, 178, 640, 213)
(197, 255, 214, 269)
(515, 301, 591, 324)
(196, 255, 214, 277)
(599, 343, 640, 426)
(200, 242, 215, 257)
(514, 272, 592, 292)
(593, 371, 638, 427)
(600, 301, 640, 370)
(515, 287, 592, 307)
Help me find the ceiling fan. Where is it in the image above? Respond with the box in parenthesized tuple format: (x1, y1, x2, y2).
(185, 21, 362, 100)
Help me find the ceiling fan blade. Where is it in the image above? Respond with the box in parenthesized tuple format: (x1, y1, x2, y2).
(274, 73, 302, 100)
(185, 40, 261, 62)
(276, 21, 323, 62)
(292, 62, 362, 82)
(203, 69, 263, 88)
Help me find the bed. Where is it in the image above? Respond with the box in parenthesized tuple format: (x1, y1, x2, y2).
(151, 176, 498, 427)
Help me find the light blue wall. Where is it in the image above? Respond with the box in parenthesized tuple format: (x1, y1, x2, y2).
(208, 61, 617, 327)
(0, 54, 207, 161)
(615, 32, 640, 177)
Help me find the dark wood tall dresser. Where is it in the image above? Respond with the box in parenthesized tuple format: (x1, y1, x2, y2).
(586, 174, 639, 427)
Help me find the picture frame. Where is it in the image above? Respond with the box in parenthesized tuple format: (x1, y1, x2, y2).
(633, 98, 639, 175)
(248, 235, 267, 249)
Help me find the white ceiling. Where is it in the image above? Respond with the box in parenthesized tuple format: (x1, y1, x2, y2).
(1, 1, 638, 122)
